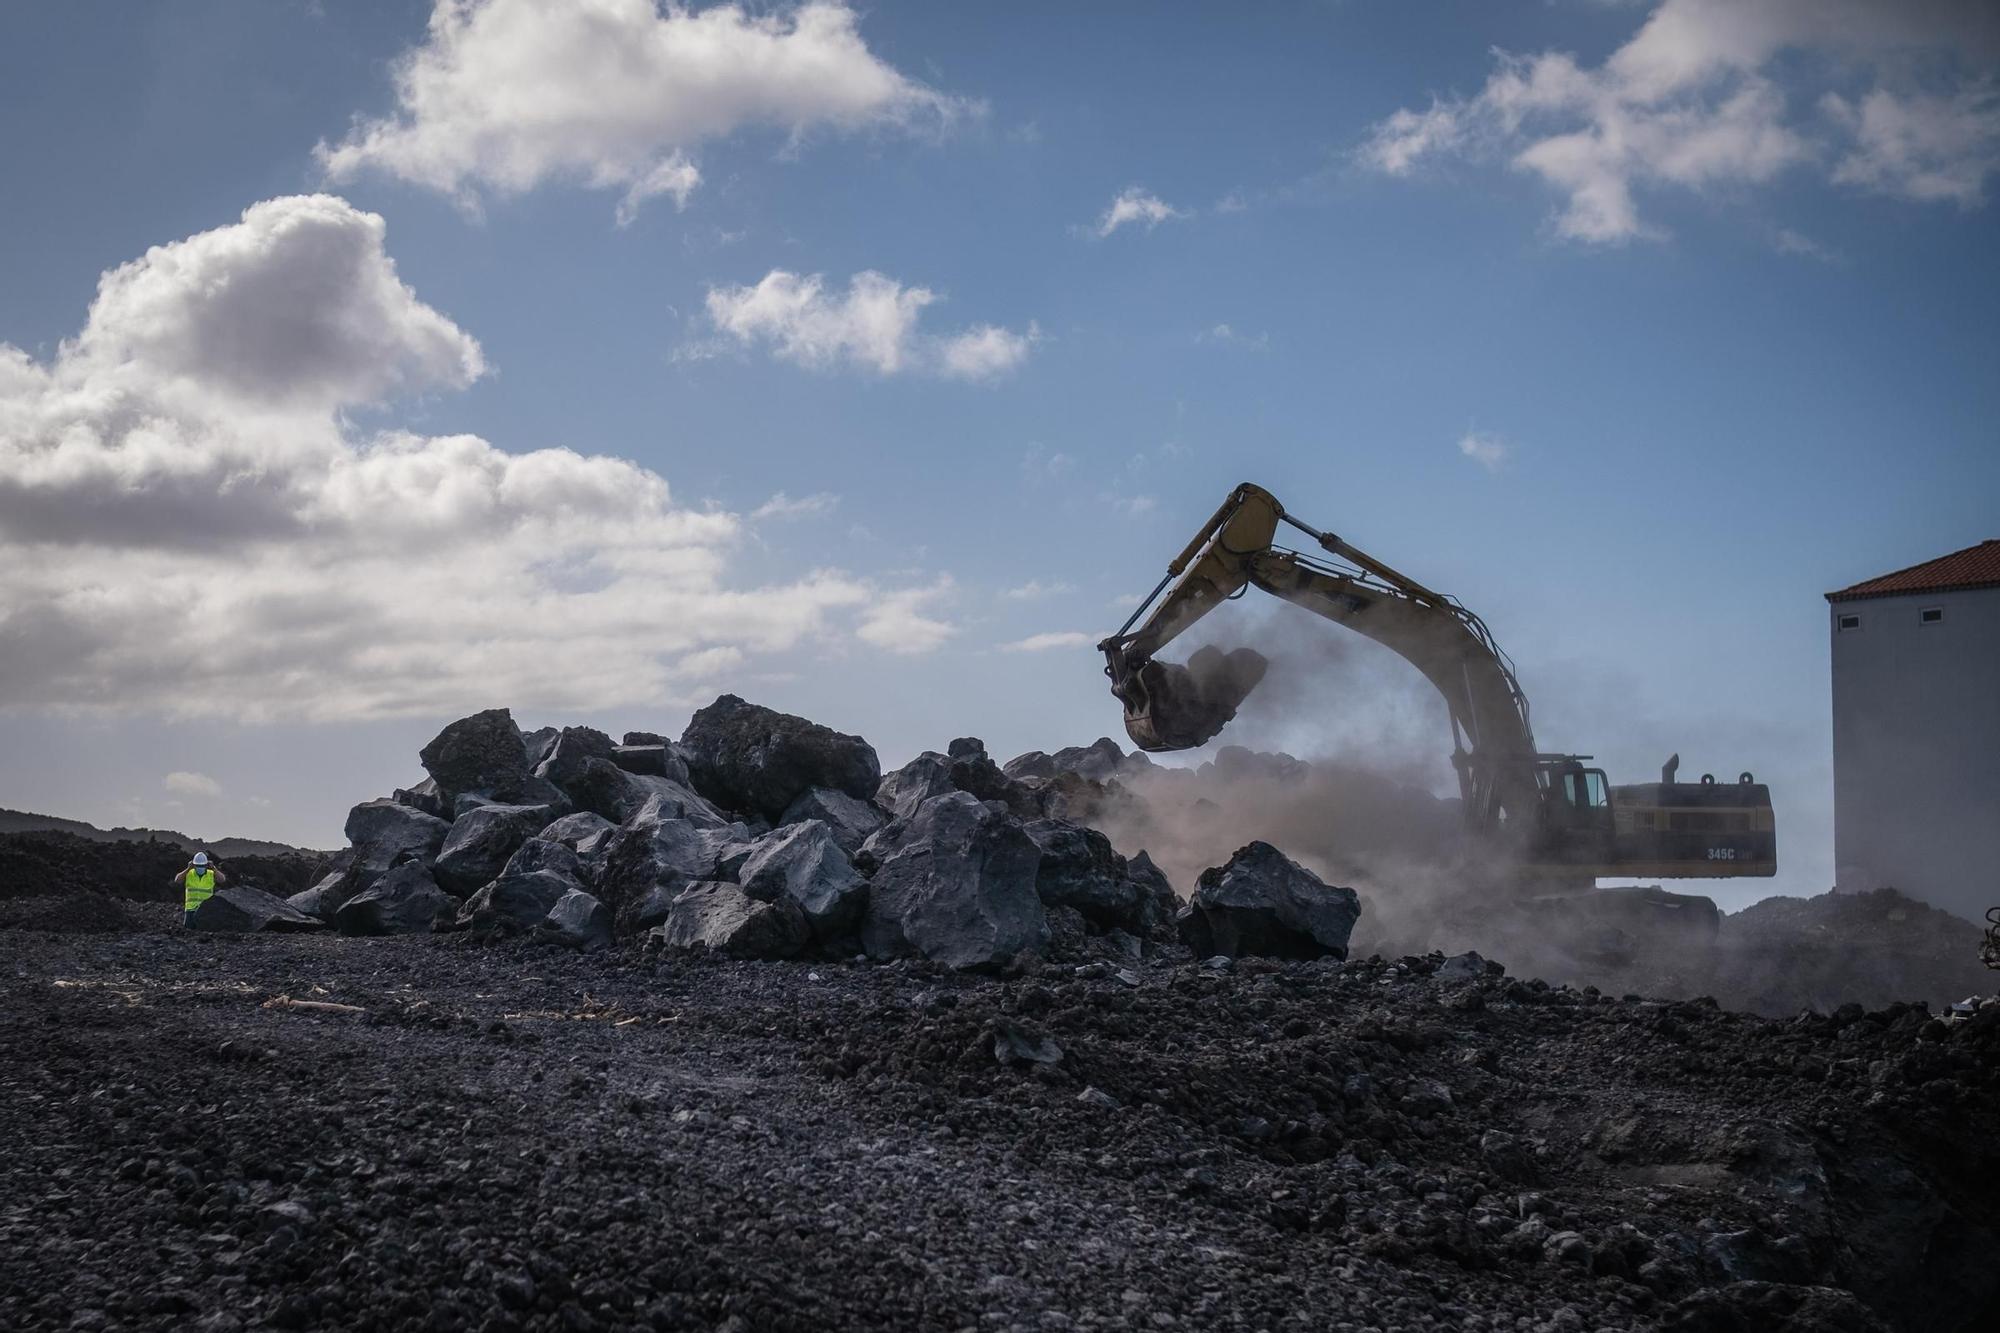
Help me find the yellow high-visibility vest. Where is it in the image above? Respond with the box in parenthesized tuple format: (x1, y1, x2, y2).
(183, 868, 216, 913)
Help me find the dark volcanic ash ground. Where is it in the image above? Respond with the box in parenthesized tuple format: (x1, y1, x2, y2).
(4, 699, 1999, 1332)
(6, 912, 2000, 1332)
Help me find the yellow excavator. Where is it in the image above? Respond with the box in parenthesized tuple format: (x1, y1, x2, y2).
(1099, 483, 1776, 894)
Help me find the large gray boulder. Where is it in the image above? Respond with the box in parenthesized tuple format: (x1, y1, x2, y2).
(1023, 818, 1144, 929)
(862, 792, 1048, 972)
(285, 881, 337, 922)
(680, 694, 880, 821)
(334, 861, 453, 936)
(655, 881, 808, 959)
(566, 759, 725, 826)
(502, 837, 587, 884)
(541, 888, 613, 951)
(535, 811, 617, 859)
(433, 803, 554, 894)
(345, 798, 450, 873)
(520, 725, 562, 769)
(1002, 737, 1143, 784)
(738, 820, 868, 943)
(612, 744, 690, 782)
(942, 738, 1041, 817)
(874, 752, 955, 821)
(188, 886, 324, 934)
(532, 725, 615, 792)
(1124, 850, 1180, 938)
(598, 805, 754, 931)
(391, 778, 447, 820)
(459, 869, 578, 932)
(333, 799, 451, 912)
(1177, 841, 1359, 960)
(779, 786, 885, 855)
(418, 708, 565, 808)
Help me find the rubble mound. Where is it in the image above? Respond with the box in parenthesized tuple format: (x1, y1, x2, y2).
(271, 702, 1220, 971)
(0, 888, 135, 934)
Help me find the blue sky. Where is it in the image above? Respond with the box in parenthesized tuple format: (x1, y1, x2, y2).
(1, 1, 1995, 908)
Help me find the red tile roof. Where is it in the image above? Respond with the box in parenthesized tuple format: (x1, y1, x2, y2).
(1826, 539, 2000, 603)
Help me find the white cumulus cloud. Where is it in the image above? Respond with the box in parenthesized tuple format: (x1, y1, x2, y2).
(857, 578, 956, 654)
(163, 771, 222, 798)
(1361, 0, 2000, 242)
(0, 196, 952, 721)
(317, 0, 969, 220)
(1094, 187, 1187, 237)
(750, 491, 840, 521)
(999, 631, 1094, 653)
(1002, 579, 1074, 601)
(705, 270, 1034, 380)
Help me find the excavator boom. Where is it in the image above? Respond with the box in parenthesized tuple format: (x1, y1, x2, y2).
(1101, 483, 1777, 883)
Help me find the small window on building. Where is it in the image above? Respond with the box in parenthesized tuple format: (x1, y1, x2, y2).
(1919, 606, 1943, 625)
(1836, 613, 1861, 631)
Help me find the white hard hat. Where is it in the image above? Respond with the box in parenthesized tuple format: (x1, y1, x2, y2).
(193, 852, 209, 867)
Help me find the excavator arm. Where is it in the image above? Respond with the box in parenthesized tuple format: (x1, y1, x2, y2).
(1099, 483, 1548, 829)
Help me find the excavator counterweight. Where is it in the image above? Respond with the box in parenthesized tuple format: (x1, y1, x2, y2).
(1101, 483, 1777, 889)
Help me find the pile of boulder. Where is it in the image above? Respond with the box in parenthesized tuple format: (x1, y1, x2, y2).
(270, 698, 1360, 971)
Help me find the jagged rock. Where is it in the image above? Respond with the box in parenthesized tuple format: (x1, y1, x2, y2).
(540, 889, 613, 952)
(285, 882, 335, 922)
(990, 1019, 1064, 1067)
(599, 804, 754, 931)
(738, 820, 867, 942)
(339, 799, 450, 909)
(532, 726, 615, 792)
(1023, 819, 1145, 930)
(1438, 950, 1499, 981)
(612, 745, 689, 782)
(779, 786, 885, 855)
(875, 752, 956, 820)
(520, 725, 561, 768)
(1177, 841, 1359, 960)
(433, 803, 553, 895)
(188, 886, 324, 934)
(534, 812, 617, 859)
(622, 730, 668, 746)
(459, 870, 578, 933)
(943, 739, 1040, 817)
(862, 792, 1048, 972)
(501, 837, 586, 883)
(391, 778, 446, 820)
(334, 861, 453, 936)
(452, 793, 498, 820)
(1002, 737, 1133, 784)
(1124, 850, 1180, 938)
(566, 759, 724, 827)
(654, 881, 808, 959)
(681, 694, 880, 820)
(418, 708, 565, 808)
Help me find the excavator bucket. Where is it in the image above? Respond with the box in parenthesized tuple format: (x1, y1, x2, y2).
(1121, 645, 1269, 751)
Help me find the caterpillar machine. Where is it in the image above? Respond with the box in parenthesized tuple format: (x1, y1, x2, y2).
(1099, 483, 1775, 935)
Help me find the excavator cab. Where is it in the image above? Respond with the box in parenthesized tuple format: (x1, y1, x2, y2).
(1535, 759, 1617, 865)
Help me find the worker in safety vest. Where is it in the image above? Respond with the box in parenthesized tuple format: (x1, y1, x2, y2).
(174, 851, 226, 926)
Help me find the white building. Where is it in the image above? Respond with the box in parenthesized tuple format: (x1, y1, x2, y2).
(1827, 539, 2000, 925)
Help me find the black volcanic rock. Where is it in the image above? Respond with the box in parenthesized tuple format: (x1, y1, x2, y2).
(680, 695, 880, 821)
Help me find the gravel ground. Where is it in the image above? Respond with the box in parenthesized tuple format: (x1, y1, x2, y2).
(5, 907, 1998, 1333)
